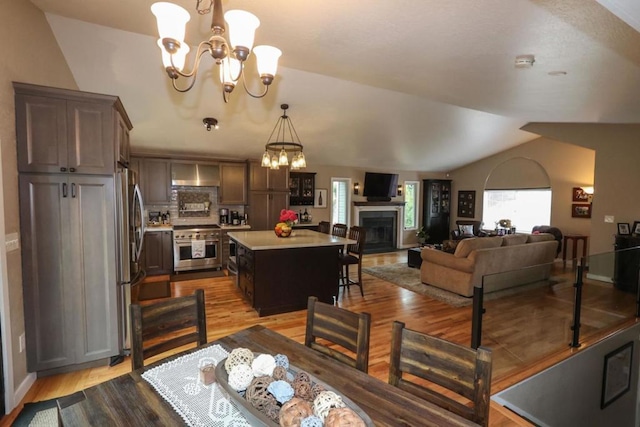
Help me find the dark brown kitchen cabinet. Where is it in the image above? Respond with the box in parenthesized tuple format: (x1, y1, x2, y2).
(143, 231, 173, 275)
(248, 192, 289, 231)
(19, 174, 119, 372)
(249, 161, 289, 191)
(141, 158, 172, 205)
(248, 161, 289, 230)
(219, 162, 247, 205)
(14, 82, 131, 175)
(289, 172, 316, 206)
(422, 179, 451, 244)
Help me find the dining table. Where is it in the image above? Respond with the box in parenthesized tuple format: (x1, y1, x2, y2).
(57, 325, 480, 426)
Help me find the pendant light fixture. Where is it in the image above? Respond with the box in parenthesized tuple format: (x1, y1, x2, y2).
(151, 0, 282, 102)
(261, 104, 306, 170)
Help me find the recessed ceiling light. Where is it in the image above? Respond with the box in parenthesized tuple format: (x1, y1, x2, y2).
(515, 54, 535, 68)
(548, 71, 567, 76)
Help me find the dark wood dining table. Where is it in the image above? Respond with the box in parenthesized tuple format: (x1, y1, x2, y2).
(57, 325, 480, 426)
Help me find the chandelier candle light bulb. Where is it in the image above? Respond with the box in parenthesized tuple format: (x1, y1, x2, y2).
(151, 0, 281, 101)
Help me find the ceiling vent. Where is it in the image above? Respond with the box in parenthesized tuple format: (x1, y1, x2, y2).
(514, 54, 535, 69)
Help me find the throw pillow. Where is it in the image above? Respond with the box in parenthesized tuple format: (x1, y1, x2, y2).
(502, 234, 528, 246)
(458, 224, 474, 236)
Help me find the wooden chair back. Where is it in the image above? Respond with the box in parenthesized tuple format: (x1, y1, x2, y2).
(389, 321, 492, 426)
(347, 226, 366, 256)
(304, 296, 371, 373)
(318, 221, 331, 234)
(331, 223, 348, 238)
(130, 289, 207, 370)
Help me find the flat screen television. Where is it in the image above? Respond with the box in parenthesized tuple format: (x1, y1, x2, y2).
(363, 172, 399, 201)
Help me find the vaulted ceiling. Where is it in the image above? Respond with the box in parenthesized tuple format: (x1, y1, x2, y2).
(30, 0, 640, 171)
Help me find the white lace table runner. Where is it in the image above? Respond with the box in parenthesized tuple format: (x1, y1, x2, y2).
(141, 345, 251, 427)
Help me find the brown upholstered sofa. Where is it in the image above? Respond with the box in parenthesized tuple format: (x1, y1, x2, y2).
(420, 233, 559, 297)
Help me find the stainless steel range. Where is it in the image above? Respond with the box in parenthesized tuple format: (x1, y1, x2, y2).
(173, 225, 222, 272)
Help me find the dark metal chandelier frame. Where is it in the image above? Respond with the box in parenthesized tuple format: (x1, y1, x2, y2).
(261, 104, 306, 169)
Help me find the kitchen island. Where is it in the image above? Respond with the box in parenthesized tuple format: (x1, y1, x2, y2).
(228, 230, 354, 316)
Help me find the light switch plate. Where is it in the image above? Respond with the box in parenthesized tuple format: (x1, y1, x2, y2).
(604, 215, 614, 223)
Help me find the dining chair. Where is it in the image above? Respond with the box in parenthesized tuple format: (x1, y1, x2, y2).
(331, 223, 348, 238)
(388, 321, 493, 426)
(130, 289, 207, 370)
(304, 296, 371, 373)
(338, 226, 367, 296)
(318, 220, 331, 234)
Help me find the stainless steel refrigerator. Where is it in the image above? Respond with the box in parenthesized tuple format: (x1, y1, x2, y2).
(114, 163, 145, 362)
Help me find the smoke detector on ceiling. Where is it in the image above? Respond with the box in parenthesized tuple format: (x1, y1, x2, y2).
(514, 54, 535, 69)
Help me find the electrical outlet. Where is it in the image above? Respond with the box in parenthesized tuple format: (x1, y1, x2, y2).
(19, 333, 25, 353)
(5, 232, 19, 252)
(604, 215, 614, 223)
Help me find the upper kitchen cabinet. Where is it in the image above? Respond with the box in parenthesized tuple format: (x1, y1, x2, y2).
(14, 82, 132, 175)
(249, 161, 289, 191)
(141, 158, 172, 205)
(219, 162, 247, 205)
(289, 172, 316, 206)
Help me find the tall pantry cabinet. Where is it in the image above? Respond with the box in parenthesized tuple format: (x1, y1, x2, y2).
(14, 82, 132, 373)
(247, 162, 289, 230)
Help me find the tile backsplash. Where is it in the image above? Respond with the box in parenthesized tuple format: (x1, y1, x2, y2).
(144, 186, 245, 226)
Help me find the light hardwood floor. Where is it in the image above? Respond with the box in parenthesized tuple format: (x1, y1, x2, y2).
(2, 250, 637, 426)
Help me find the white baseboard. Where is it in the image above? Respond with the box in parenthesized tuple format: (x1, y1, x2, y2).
(12, 372, 36, 411)
(586, 273, 613, 283)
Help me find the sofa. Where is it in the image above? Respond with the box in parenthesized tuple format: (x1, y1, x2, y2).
(420, 233, 559, 297)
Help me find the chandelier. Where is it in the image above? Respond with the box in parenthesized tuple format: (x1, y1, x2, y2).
(261, 104, 306, 170)
(151, 0, 282, 102)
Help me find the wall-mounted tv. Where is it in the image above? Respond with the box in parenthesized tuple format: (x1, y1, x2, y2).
(363, 172, 399, 201)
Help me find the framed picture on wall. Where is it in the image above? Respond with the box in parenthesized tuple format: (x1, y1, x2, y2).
(314, 189, 327, 208)
(601, 341, 633, 409)
(571, 203, 591, 218)
(572, 187, 590, 202)
(633, 221, 640, 235)
(617, 223, 631, 235)
(457, 191, 475, 218)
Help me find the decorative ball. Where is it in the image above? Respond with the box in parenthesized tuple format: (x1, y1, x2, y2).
(272, 366, 289, 381)
(293, 380, 313, 401)
(324, 407, 366, 427)
(311, 383, 326, 399)
(300, 415, 323, 427)
(279, 398, 314, 427)
(264, 402, 281, 424)
(252, 353, 277, 377)
(268, 380, 295, 404)
(274, 354, 290, 369)
(246, 376, 276, 410)
(228, 364, 253, 391)
(313, 391, 345, 421)
(293, 371, 311, 387)
(225, 348, 254, 374)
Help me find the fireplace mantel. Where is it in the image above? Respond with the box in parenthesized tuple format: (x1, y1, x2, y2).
(353, 203, 404, 249)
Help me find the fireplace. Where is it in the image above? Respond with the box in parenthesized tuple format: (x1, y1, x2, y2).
(360, 212, 396, 253)
(353, 202, 405, 254)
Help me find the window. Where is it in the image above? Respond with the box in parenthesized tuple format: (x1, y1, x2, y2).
(331, 178, 351, 226)
(482, 188, 552, 233)
(403, 181, 419, 230)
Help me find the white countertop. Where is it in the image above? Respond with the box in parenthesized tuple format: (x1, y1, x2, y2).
(227, 230, 354, 251)
(145, 224, 252, 233)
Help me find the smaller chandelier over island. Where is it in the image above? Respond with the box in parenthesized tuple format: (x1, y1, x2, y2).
(261, 104, 307, 170)
(151, 0, 281, 102)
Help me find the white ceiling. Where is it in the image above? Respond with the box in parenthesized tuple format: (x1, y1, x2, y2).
(30, 0, 640, 172)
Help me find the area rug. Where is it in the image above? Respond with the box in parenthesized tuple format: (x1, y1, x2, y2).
(362, 263, 564, 308)
(12, 399, 59, 426)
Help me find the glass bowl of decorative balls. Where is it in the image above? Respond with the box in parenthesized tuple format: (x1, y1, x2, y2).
(214, 348, 373, 427)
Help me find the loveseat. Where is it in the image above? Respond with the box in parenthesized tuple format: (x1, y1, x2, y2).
(420, 233, 559, 297)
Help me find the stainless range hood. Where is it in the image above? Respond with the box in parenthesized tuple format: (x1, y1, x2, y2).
(171, 162, 220, 187)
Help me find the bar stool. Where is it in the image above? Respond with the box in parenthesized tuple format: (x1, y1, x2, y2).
(562, 234, 588, 269)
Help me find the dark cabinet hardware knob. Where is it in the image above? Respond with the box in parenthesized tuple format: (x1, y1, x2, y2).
(69, 167, 76, 173)
(60, 167, 67, 172)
